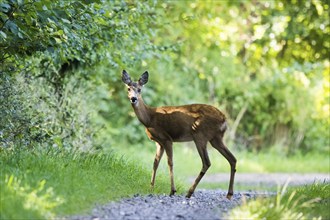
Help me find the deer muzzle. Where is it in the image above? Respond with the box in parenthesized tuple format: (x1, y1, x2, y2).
(130, 97, 138, 104)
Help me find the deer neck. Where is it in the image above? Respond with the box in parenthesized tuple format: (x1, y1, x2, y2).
(132, 98, 152, 127)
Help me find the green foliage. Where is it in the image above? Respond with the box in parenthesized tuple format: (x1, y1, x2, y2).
(229, 183, 329, 220)
(0, 0, 160, 150)
(0, 0, 159, 73)
(0, 72, 97, 150)
(0, 148, 178, 218)
(0, 0, 328, 156)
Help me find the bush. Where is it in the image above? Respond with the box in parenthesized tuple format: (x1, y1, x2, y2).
(0, 71, 97, 150)
(0, 0, 160, 151)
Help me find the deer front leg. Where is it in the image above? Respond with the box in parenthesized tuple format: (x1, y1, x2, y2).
(150, 142, 164, 189)
(164, 141, 176, 196)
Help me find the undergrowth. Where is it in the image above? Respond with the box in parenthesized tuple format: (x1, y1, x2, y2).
(0, 148, 179, 219)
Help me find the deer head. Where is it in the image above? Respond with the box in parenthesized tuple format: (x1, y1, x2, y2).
(122, 70, 148, 106)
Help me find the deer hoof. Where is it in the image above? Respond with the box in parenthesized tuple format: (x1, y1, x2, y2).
(186, 190, 193, 198)
(226, 193, 233, 200)
(169, 190, 177, 196)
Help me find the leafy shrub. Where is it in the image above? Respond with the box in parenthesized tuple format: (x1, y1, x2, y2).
(0, 71, 97, 150)
(0, 0, 160, 150)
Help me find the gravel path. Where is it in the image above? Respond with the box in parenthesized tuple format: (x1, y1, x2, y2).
(70, 173, 329, 220)
(71, 190, 271, 220)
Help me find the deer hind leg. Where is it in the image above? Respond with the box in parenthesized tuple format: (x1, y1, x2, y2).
(210, 135, 237, 200)
(186, 139, 210, 198)
(151, 142, 164, 189)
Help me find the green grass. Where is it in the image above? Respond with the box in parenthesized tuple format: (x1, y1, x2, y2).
(112, 141, 329, 179)
(0, 148, 182, 219)
(1, 144, 328, 219)
(229, 183, 330, 220)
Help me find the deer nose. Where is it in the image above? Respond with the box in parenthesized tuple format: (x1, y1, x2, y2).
(130, 97, 138, 103)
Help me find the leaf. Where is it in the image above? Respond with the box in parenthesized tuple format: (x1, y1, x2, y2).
(0, 3, 10, 13)
(6, 20, 19, 35)
(53, 37, 62, 44)
(61, 18, 71, 24)
(18, 31, 23, 39)
(0, 31, 7, 39)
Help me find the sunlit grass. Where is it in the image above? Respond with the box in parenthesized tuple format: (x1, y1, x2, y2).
(228, 183, 329, 220)
(1, 175, 63, 219)
(0, 148, 182, 219)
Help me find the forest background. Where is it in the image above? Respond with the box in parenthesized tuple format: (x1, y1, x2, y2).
(1, 0, 329, 154)
(0, 0, 329, 218)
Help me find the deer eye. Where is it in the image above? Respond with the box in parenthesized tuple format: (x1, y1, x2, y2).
(127, 88, 131, 92)
(137, 88, 141, 93)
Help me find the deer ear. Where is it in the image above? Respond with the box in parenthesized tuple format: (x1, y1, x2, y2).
(138, 71, 149, 86)
(122, 70, 132, 85)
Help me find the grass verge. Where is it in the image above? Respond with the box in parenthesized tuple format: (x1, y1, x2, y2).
(229, 183, 330, 220)
(0, 148, 181, 219)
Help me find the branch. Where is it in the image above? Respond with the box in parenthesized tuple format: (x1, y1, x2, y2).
(229, 102, 248, 141)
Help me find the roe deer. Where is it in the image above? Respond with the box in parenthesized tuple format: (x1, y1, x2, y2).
(122, 70, 237, 199)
